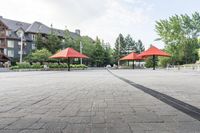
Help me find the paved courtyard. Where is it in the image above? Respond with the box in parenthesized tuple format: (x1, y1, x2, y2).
(0, 69, 200, 133)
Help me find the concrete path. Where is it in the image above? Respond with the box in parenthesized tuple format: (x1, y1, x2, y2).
(0, 70, 199, 133)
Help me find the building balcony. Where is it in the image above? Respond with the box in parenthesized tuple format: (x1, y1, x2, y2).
(0, 43, 6, 48)
(0, 33, 6, 38)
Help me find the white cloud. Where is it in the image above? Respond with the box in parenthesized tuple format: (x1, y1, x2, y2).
(78, 0, 153, 46)
(0, 0, 155, 48)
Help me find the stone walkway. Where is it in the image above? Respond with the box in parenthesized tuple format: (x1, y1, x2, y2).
(0, 70, 200, 133)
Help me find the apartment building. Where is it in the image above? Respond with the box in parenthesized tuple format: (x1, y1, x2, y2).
(0, 16, 80, 61)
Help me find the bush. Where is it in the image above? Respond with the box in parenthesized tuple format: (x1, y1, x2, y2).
(31, 64, 43, 69)
(10, 66, 19, 70)
(48, 63, 59, 68)
(11, 62, 87, 70)
(17, 62, 31, 69)
(158, 57, 171, 68)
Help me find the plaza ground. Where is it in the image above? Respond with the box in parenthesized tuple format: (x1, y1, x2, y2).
(0, 69, 200, 133)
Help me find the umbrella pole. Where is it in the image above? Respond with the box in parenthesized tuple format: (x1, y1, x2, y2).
(68, 58, 70, 71)
(153, 55, 155, 70)
(132, 60, 135, 69)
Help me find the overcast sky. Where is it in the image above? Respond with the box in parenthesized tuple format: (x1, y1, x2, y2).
(1, 0, 200, 48)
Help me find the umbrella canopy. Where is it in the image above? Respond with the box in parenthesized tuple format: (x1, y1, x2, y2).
(49, 47, 88, 71)
(138, 45, 171, 70)
(119, 52, 144, 69)
(120, 52, 143, 61)
(138, 45, 171, 57)
(50, 47, 88, 59)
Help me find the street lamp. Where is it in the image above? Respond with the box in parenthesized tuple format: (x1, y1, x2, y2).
(16, 29, 24, 63)
(80, 41, 83, 64)
(118, 37, 121, 68)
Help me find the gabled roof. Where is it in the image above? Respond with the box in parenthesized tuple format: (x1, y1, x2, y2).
(0, 17, 30, 31)
(0, 16, 80, 38)
(26, 21, 51, 34)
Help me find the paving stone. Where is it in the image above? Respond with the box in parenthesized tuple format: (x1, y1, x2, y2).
(0, 70, 200, 133)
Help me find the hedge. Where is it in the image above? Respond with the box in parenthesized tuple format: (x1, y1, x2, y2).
(10, 62, 87, 70)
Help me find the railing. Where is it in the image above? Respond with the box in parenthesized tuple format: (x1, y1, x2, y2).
(0, 43, 6, 48)
(0, 32, 6, 37)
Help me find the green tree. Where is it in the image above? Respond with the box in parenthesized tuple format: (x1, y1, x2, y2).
(80, 36, 95, 65)
(124, 34, 136, 54)
(25, 48, 52, 64)
(136, 40, 145, 53)
(46, 32, 62, 54)
(156, 12, 200, 65)
(91, 37, 105, 67)
(113, 34, 126, 63)
(145, 56, 158, 68)
(63, 29, 75, 48)
(102, 41, 112, 66)
(35, 33, 45, 50)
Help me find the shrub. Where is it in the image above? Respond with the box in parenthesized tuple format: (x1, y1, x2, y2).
(48, 63, 59, 68)
(11, 62, 87, 70)
(158, 57, 171, 68)
(17, 62, 31, 69)
(10, 66, 19, 70)
(31, 64, 43, 69)
(145, 56, 158, 68)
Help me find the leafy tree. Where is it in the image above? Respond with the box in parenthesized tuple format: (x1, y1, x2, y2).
(35, 33, 45, 50)
(136, 40, 145, 53)
(63, 29, 75, 48)
(46, 32, 62, 54)
(25, 48, 52, 64)
(158, 57, 171, 68)
(145, 56, 158, 68)
(156, 12, 200, 65)
(113, 34, 126, 63)
(91, 37, 105, 67)
(80, 36, 95, 65)
(102, 42, 112, 66)
(124, 34, 136, 54)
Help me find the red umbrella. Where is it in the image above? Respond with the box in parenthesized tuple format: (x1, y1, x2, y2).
(50, 47, 89, 71)
(138, 45, 171, 70)
(120, 52, 144, 69)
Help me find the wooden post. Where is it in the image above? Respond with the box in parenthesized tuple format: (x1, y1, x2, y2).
(68, 58, 70, 71)
(153, 55, 155, 70)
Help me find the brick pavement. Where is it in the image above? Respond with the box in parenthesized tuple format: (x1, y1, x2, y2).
(0, 70, 199, 133)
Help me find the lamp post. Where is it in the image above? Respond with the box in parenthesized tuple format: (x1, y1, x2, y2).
(80, 41, 83, 65)
(19, 32, 24, 63)
(118, 37, 120, 68)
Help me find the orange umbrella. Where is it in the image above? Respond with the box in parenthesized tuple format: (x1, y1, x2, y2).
(120, 52, 143, 61)
(50, 47, 89, 71)
(120, 52, 144, 69)
(138, 45, 171, 70)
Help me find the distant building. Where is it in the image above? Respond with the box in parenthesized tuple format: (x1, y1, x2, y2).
(0, 16, 80, 60)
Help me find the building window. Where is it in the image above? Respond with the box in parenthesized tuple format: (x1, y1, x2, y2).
(7, 49, 14, 57)
(32, 43, 36, 50)
(32, 34, 36, 41)
(7, 40, 14, 48)
(4, 48, 7, 55)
